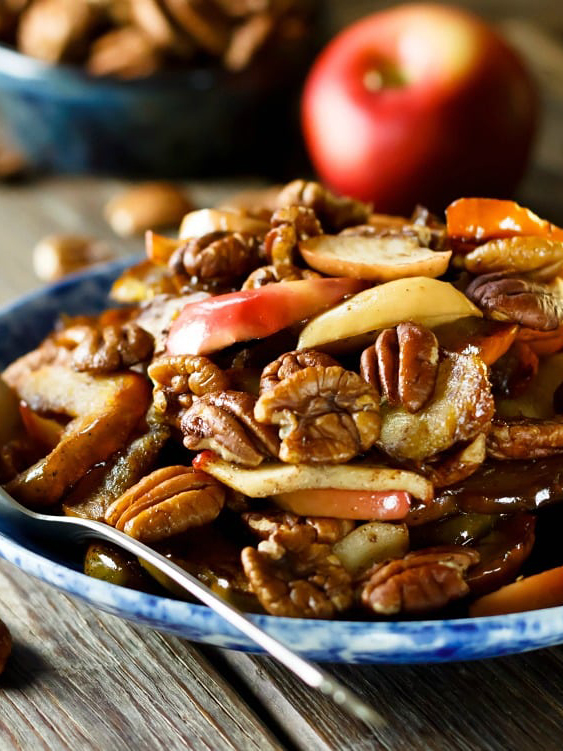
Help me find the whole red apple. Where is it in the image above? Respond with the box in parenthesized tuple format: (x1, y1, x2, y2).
(301, 3, 538, 214)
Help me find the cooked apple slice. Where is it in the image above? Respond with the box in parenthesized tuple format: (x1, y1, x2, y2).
(333, 521, 409, 575)
(167, 276, 365, 356)
(274, 489, 412, 521)
(298, 277, 481, 349)
(179, 209, 269, 240)
(299, 234, 451, 281)
(193, 451, 433, 502)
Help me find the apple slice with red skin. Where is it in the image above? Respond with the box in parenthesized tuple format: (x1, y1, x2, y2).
(167, 277, 366, 356)
(272, 488, 411, 521)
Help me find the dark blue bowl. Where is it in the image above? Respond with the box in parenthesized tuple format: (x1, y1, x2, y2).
(0, 26, 321, 177)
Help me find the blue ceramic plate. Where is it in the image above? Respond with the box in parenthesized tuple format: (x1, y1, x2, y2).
(2, 260, 563, 664)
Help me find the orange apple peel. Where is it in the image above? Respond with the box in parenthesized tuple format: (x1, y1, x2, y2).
(446, 198, 563, 242)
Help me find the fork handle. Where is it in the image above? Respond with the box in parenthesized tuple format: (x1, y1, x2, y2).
(85, 520, 384, 729)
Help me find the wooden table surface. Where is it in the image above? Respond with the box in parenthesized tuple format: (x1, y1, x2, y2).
(1, 2, 563, 750)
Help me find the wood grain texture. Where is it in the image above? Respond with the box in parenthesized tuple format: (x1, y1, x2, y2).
(215, 649, 563, 751)
(0, 560, 284, 751)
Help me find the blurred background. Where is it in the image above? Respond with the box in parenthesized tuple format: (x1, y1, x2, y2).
(0, 0, 561, 303)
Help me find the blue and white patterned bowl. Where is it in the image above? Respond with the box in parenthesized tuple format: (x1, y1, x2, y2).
(2, 260, 563, 663)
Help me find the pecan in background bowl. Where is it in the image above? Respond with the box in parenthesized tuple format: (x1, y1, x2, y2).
(0, 0, 326, 176)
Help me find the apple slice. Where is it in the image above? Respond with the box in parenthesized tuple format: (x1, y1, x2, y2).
(298, 277, 481, 349)
(179, 209, 269, 240)
(167, 276, 365, 356)
(193, 451, 433, 502)
(469, 566, 563, 617)
(273, 488, 411, 521)
(299, 234, 451, 281)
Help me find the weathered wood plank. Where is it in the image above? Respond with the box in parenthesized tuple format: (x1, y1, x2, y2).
(0, 560, 286, 751)
(215, 648, 563, 751)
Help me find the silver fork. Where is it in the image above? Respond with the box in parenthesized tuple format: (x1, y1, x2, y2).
(0, 485, 383, 728)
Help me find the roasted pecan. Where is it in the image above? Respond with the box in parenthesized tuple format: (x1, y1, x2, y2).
(181, 390, 280, 466)
(70, 322, 154, 373)
(490, 341, 539, 398)
(264, 205, 322, 269)
(241, 527, 353, 618)
(465, 273, 563, 331)
(487, 416, 563, 459)
(105, 465, 225, 543)
(0, 618, 11, 675)
(148, 354, 229, 429)
(259, 349, 339, 394)
(361, 546, 479, 615)
(241, 264, 321, 289)
(361, 323, 439, 413)
(254, 365, 380, 464)
(242, 510, 354, 545)
(275, 179, 371, 232)
(168, 231, 260, 284)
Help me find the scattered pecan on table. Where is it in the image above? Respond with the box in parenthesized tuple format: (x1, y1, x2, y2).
(0, 618, 12, 675)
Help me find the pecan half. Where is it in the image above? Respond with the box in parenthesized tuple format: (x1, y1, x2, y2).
(181, 390, 280, 466)
(241, 527, 353, 618)
(70, 322, 154, 373)
(259, 349, 339, 394)
(148, 354, 229, 428)
(168, 231, 260, 284)
(254, 365, 381, 464)
(242, 510, 354, 545)
(487, 416, 563, 459)
(361, 323, 439, 413)
(465, 273, 563, 331)
(275, 179, 371, 232)
(264, 205, 322, 269)
(361, 546, 479, 615)
(0, 618, 11, 675)
(105, 465, 225, 543)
